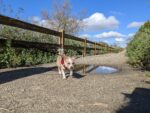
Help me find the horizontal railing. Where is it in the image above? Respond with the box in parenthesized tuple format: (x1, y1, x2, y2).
(0, 14, 114, 56)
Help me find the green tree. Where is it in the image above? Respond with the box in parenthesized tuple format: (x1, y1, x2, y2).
(127, 22, 150, 70)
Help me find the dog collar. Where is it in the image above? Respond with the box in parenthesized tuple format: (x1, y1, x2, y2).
(61, 57, 64, 65)
(61, 57, 67, 69)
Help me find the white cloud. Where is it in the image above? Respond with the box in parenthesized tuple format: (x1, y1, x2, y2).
(83, 12, 119, 31)
(94, 31, 126, 43)
(92, 31, 135, 47)
(79, 34, 91, 38)
(94, 31, 125, 39)
(114, 33, 135, 42)
(103, 40, 109, 43)
(115, 38, 125, 42)
(128, 33, 135, 37)
(29, 16, 41, 23)
(127, 21, 144, 28)
(28, 16, 53, 28)
(94, 31, 135, 42)
(78, 31, 135, 47)
(39, 20, 53, 28)
(113, 32, 135, 47)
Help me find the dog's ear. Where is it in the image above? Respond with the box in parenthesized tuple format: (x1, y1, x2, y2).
(72, 56, 80, 60)
(58, 48, 64, 55)
(72, 57, 78, 62)
(72, 57, 75, 60)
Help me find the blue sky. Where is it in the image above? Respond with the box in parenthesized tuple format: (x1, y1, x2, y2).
(0, 0, 150, 47)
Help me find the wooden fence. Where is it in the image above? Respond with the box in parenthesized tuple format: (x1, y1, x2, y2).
(0, 14, 114, 56)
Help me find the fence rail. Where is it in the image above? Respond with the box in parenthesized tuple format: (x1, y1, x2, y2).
(0, 38, 102, 52)
(0, 14, 114, 56)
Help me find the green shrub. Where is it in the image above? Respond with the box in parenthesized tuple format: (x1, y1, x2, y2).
(0, 39, 57, 68)
(66, 49, 78, 56)
(127, 22, 150, 70)
(0, 39, 16, 67)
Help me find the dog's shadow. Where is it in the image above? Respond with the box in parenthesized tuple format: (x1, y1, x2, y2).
(65, 72, 85, 79)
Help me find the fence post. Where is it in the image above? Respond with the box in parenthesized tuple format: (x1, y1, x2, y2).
(109, 47, 111, 53)
(104, 44, 107, 53)
(94, 42, 96, 55)
(59, 29, 65, 49)
(107, 45, 109, 53)
(93, 43, 95, 55)
(83, 38, 87, 57)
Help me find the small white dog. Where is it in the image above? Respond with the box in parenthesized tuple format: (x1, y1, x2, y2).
(56, 49, 75, 79)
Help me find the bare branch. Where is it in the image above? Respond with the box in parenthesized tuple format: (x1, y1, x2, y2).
(41, 0, 84, 35)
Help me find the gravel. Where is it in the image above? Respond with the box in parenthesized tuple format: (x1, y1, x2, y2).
(0, 50, 149, 113)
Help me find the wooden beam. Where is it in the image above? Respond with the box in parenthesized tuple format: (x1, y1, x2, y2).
(0, 14, 114, 51)
(60, 29, 65, 49)
(0, 38, 101, 52)
(0, 14, 61, 37)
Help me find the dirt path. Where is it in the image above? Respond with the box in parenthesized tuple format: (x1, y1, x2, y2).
(76, 50, 127, 69)
(0, 51, 150, 113)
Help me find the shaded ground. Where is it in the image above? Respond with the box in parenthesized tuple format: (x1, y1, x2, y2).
(0, 51, 150, 113)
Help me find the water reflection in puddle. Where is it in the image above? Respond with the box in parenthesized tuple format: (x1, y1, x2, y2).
(75, 65, 119, 74)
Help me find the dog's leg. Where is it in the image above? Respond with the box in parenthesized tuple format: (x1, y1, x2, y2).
(61, 69, 66, 79)
(70, 70, 73, 76)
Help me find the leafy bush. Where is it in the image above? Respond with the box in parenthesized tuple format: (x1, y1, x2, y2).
(0, 39, 57, 68)
(127, 22, 150, 70)
(0, 39, 16, 67)
(66, 49, 79, 56)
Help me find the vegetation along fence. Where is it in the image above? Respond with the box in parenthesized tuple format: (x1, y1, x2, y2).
(0, 15, 121, 68)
